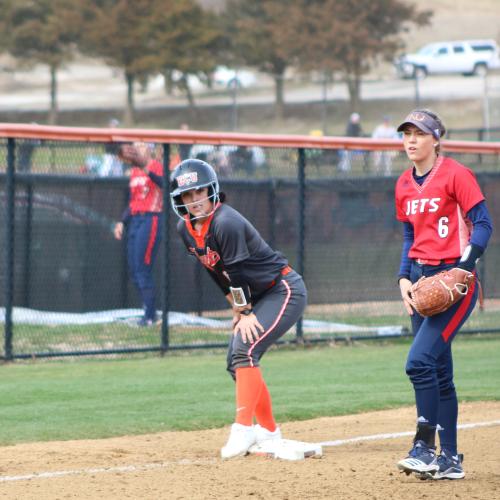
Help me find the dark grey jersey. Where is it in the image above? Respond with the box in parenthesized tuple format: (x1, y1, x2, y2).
(177, 204, 288, 295)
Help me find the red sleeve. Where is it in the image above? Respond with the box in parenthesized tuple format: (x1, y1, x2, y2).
(147, 159, 163, 176)
(452, 166, 485, 213)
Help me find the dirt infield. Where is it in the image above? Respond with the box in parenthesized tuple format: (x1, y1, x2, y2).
(1, 401, 499, 500)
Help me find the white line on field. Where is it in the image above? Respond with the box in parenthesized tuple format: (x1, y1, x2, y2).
(1, 419, 499, 483)
(0, 458, 217, 483)
(319, 419, 500, 447)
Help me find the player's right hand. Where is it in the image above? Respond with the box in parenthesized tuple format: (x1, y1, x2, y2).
(114, 222, 124, 240)
(399, 278, 415, 316)
(234, 313, 264, 344)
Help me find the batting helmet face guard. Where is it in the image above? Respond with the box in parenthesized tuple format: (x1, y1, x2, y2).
(170, 159, 220, 220)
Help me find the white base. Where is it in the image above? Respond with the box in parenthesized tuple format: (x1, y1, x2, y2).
(248, 439, 323, 461)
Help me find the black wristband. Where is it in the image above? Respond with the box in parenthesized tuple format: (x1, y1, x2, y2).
(457, 243, 484, 272)
(240, 309, 253, 316)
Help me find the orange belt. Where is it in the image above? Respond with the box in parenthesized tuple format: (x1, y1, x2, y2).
(267, 266, 293, 289)
(415, 258, 456, 266)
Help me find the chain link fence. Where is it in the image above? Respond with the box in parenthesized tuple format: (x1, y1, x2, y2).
(1, 129, 499, 359)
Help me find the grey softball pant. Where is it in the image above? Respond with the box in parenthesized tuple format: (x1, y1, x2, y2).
(226, 270, 307, 379)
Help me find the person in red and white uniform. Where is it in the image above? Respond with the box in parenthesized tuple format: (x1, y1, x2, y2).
(394, 109, 493, 479)
(114, 142, 163, 326)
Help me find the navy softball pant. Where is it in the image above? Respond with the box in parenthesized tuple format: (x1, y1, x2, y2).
(127, 214, 162, 320)
(226, 270, 307, 379)
(406, 260, 478, 453)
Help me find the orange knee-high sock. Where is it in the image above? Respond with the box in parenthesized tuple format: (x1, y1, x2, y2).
(235, 367, 264, 426)
(254, 380, 277, 432)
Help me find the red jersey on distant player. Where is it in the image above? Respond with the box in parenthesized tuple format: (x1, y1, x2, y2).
(129, 160, 163, 214)
(395, 156, 484, 261)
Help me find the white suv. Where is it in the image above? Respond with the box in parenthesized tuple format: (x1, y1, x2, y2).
(395, 39, 500, 78)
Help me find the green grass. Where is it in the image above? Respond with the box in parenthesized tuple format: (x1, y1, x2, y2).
(1, 335, 499, 446)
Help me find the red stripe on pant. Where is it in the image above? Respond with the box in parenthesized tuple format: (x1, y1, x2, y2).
(144, 216, 158, 265)
(441, 277, 476, 342)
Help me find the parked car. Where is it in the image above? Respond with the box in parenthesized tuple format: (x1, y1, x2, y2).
(394, 39, 500, 79)
(212, 66, 257, 89)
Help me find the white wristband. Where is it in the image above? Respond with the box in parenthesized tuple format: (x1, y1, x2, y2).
(459, 245, 471, 262)
(229, 287, 248, 307)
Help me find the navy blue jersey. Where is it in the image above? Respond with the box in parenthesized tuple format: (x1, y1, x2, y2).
(177, 204, 288, 296)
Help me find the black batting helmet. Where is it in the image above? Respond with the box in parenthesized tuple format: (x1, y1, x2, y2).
(170, 159, 219, 219)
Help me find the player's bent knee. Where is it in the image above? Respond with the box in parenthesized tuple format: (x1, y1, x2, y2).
(406, 358, 435, 386)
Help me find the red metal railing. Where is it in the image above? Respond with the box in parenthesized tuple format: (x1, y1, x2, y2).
(1, 123, 499, 154)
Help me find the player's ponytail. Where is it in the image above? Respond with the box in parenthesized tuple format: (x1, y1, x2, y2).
(219, 192, 226, 203)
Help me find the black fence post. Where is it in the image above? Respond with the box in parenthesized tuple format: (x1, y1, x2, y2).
(160, 143, 171, 353)
(296, 148, 306, 342)
(120, 186, 129, 308)
(194, 263, 204, 316)
(22, 182, 33, 307)
(4, 138, 16, 360)
(268, 179, 276, 249)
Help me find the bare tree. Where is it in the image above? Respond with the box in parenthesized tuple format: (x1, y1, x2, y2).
(151, 0, 225, 113)
(79, 0, 164, 125)
(223, 0, 295, 120)
(0, 0, 82, 124)
(289, 0, 431, 112)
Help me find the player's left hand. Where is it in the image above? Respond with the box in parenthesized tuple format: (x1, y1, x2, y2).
(113, 222, 124, 240)
(234, 313, 264, 344)
(399, 278, 415, 316)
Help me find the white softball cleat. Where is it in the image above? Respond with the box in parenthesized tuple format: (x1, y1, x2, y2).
(397, 441, 439, 475)
(254, 424, 282, 444)
(221, 423, 257, 459)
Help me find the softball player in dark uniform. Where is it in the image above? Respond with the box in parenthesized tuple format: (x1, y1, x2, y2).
(395, 110, 493, 479)
(114, 143, 163, 326)
(170, 159, 307, 459)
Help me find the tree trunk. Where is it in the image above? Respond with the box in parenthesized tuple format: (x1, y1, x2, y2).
(124, 73, 135, 126)
(321, 71, 333, 135)
(48, 65, 58, 125)
(180, 75, 197, 111)
(346, 72, 361, 113)
(273, 71, 285, 121)
(177, 75, 199, 123)
(162, 70, 174, 95)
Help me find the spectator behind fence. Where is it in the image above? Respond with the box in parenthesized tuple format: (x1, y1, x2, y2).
(229, 146, 267, 175)
(100, 118, 125, 177)
(17, 139, 40, 173)
(191, 144, 235, 177)
(372, 115, 399, 176)
(338, 112, 365, 172)
(113, 142, 163, 327)
(17, 123, 41, 173)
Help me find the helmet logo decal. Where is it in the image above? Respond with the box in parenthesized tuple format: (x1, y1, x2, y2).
(176, 172, 198, 187)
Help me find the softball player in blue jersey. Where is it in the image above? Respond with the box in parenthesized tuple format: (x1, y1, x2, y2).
(395, 109, 493, 480)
